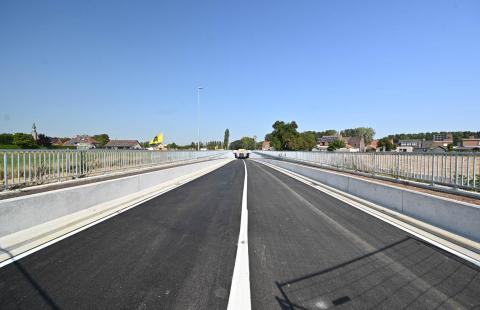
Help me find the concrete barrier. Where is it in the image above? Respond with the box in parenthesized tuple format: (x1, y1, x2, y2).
(258, 158, 480, 242)
(0, 159, 229, 237)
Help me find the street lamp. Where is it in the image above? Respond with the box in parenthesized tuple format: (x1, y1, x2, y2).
(197, 87, 203, 151)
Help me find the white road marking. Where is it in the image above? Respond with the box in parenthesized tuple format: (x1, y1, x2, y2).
(0, 159, 232, 269)
(227, 160, 251, 310)
(254, 159, 480, 267)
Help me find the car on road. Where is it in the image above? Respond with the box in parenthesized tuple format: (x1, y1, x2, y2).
(233, 149, 250, 159)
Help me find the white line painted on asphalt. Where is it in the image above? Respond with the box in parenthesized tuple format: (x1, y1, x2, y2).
(0, 159, 232, 269)
(227, 160, 251, 310)
(254, 159, 480, 267)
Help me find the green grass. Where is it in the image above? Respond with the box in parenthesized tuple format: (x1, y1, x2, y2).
(0, 144, 19, 149)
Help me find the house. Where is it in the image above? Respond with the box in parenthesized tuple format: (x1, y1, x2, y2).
(105, 140, 142, 150)
(261, 141, 273, 151)
(366, 139, 379, 152)
(64, 135, 100, 149)
(458, 136, 480, 151)
(397, 139, 424, 152)
(49, 137, 64, 146)
(342, 136, 365, 152)
(316, 135, 340, 151)
(431, 133, 453, 148)
(315, 135, 366, 152)
(397, 138, 449, 153)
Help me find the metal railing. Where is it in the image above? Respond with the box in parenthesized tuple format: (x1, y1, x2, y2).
(1, 149, 226, 191)
(255, 151, 480, 191)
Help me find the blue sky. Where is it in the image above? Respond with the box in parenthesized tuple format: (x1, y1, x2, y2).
(1, 0, 479, 144)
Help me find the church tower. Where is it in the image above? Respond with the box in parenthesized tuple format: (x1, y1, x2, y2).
(31, 123, 38, 141)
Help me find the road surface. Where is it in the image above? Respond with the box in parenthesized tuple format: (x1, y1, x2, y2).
(0, 159, 479, 309)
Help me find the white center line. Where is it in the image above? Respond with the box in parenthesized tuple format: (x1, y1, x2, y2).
(227, 160, 251, 310)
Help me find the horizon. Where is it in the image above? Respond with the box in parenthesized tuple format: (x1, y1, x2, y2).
(1, 0, 479, 144)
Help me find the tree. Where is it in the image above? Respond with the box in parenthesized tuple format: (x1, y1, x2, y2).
(206, 140, 222, 150)
(377, 138, 396, 151)
(324, 129, 338, 136)
(229, 137, 256, 150)
(93, 134, 110, 147)
(341, 127, 376, 144)
(13, 133, 37, 149)
(36, 134, 52, 148)
(297, 132, 317, 151)
(327, 139, 346, 151)
(229, 139, 242, 150)
(241, 137, 256, 150)
(167, 142, 178, 149)
(265, 121, 301, 151)
(385, 131, 480, 146)
(224, 129, 230, 150)
(0, 133, 14, 145)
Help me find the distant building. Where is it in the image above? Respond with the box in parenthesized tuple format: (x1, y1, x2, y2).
(261, 141, 273, 151)
(64, 135, 100, 149)
(397, 139, 424, 152)
(431, 133, 453, 148)
(342, 136, 365, 152)
(316, 135, 365, 152)
(458, 136, 480, 151)
(105, 140, 142, 150)
(366, 139, 379, 152)
(397, 138, 450, 153)
(316, 135, 340, 151)
(432, 133, 452, 142)
(31, 123, 38, 141)
(49, 137, 64, 146)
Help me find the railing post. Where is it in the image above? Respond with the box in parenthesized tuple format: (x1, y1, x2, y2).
(454, 154, 459, 189)
(57, 152, 60, 181)
(3, 152, 8, 191)
(431, 154, 436, 186)
(396, 154, 400, 180)
(75, 151, 78, 177)
(473, 156, 477, 189)
(466, 155, 471, 188)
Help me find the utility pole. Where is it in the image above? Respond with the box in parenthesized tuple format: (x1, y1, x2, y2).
(197, 87, 203, 151)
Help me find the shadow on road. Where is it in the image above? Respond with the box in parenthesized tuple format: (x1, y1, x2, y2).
(0, 248, 61, 309)
(274, 237, 480, 309)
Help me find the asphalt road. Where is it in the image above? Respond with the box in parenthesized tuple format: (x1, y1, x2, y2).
(0, 160, 244, 309)
(247, 160, 480, 310)
(0, 159, 479, 309)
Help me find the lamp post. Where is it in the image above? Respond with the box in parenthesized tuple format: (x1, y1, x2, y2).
(197, 87, 203, 151)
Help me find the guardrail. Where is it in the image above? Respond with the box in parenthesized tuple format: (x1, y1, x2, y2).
(1, 149, 226, 191)
(255, 151, 480, 191)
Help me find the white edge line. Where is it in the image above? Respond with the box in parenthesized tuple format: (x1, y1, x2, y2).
(254, 159, 480, 268)
(0, 159, 232, 269)
(227, 160, 251, 310)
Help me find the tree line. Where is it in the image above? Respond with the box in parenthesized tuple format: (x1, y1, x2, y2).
(0, 132, 111, 149)
(263, 121, 376, 151)
(385, 131, 480, 146)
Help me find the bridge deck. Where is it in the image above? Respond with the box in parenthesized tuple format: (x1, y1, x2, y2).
(0, 160, 478, 309)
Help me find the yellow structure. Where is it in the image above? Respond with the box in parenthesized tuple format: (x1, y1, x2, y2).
(149, 132, 164, 146)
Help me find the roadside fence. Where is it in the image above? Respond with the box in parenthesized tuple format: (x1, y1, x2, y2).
(255, 151, 480, 191)
(1, 149, 226, 190)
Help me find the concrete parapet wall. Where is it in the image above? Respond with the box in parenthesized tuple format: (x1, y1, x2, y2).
(0, 159, 226, 237)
